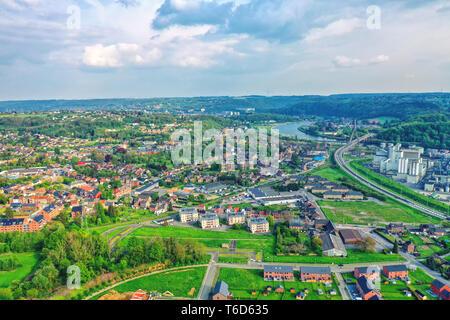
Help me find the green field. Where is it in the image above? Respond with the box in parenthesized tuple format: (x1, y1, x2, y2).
(217, 268, 342, 300)
(263, 249, 405, 264)
(100, 266, 207, 298)
(218, 256, 249, 264)
(318, 200, 438, 224)
(128, 226, 272, 240)
(380, 268, 438, 300)
(0, 252, 40, 288)
(309, 166, 347, 182)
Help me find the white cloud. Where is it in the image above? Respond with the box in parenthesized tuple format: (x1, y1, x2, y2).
(82, 43, 162, 68)
(304, 18, 363, 42)
(332, 55, 361, 68)
(370, 55, 390, 65)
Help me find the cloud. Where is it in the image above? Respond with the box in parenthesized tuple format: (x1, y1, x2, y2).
(369, 54, 390, 65)
(82, 43, 162, 68)
(304, 18, 364, 42)
(333, 55, 361, 68)
(152, 0, 234, 29)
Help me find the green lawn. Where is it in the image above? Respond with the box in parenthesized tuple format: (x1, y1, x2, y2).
(309, 166, 347, 182)
(380, 268, 438, 300)
(217, 268, 342, 300)
(218, 256, 249, 264)
(263, 249, 405, 264)
(102, 266, 207, 298)
(0, 252, 40, 288)
(128, 226, 272, 240)
(319, 200, 438, 224)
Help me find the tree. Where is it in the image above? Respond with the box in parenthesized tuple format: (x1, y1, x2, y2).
(152, 192, 160, 202)
(266, 216, 274, 229)
(393, 239, 399, 254)
(4, 207, 14, 219)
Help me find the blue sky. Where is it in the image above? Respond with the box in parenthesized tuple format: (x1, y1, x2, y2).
(0, 0, 449, 100)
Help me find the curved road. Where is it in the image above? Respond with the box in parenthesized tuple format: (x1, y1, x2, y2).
(335, 134, 448, 221)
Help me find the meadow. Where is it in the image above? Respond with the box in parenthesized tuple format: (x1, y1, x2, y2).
(0, 252, 40, 288)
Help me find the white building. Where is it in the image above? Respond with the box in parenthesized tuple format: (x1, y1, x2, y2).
(374, 143, 430, 183)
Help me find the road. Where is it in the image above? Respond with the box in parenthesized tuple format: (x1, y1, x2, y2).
(334, 134, 448, 220)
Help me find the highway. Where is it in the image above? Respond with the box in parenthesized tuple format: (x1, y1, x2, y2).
(334, 134, 448, 221)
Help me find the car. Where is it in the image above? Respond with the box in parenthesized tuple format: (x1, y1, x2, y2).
(338, 264, 344, 267)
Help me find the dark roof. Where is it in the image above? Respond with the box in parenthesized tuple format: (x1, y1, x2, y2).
(71, 206, 83, 213)
(339, 229, 363, 241)
(33, 215, 45, 224)
(248, 187, 266, 198)
(213, 281, 229, 297)
(384, 265, 408, 272)
(431, 279, 449, 290)
(300, 266, 331, 275)
(357, 276, 379, 295)
(0, 218, 24, 226)
(264, 265, 293, 273)
(355, 266, 380, 274)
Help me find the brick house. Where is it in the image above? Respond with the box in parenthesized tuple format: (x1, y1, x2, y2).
(430, 279, 450, 300)
(402, 241, 415, 254)
(354, 266, 380, 281)
(299, 266, 331, 283)
(356, 276, 382, 300)
(382, 265, 408, 279)
(264, 265, 294, 281)
(212, 281, 233, 300)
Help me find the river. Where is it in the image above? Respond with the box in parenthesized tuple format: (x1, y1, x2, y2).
(274, 121, 335, 142)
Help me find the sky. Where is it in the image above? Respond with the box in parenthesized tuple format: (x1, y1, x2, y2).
(0, 0, 449, 100)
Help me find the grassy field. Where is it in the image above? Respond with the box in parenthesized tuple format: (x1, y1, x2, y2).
(217, 268, 342, 300)
(308, 166, 347, 182)
(0, 252, 40, 288)
(263, 249, 405, 264)
(318, 200, 438, 224)
(380, 268, 438, 300)
(128, 226, 272, 240)
(99, 266, 207, 299)
(218, 256, 249, 264)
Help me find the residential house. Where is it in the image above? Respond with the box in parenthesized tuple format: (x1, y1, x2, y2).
(299, 266, 332, 283)
(248, 217, 270, 234)
(200, 213, 220, 230)
(179, 207, 199, 223)
(356, 276, 382, 300)
(264, 265, 294, 281)
(212, 281, 233, 300)
(430, 279, 450, 300)
(382, 265, 408, 279)
(354, 266, 380, 281)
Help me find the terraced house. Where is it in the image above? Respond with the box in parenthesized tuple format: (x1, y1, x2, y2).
(264, 265, 294, 281)
(299, 266, 332, 283)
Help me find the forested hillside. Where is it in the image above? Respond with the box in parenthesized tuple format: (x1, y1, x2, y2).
(376, 114, 450, 149)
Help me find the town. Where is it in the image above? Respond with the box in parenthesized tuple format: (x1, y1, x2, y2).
(0, 110, 448, 302)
